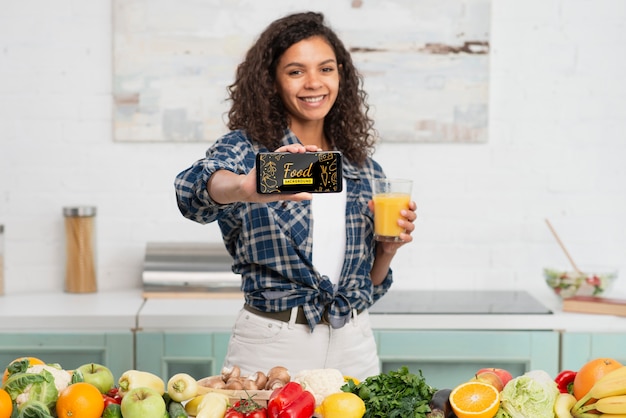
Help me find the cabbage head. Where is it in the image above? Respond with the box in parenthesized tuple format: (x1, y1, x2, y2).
(499, 370, 559, 418)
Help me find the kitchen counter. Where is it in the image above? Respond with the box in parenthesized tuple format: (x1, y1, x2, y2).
(0, 290, 144, 331)
(1, 287, 625, 332)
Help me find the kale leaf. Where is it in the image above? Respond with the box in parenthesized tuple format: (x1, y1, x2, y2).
(342, 366, 437, 418)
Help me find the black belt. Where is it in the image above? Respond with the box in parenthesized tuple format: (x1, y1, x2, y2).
(243, 305, 330, 325)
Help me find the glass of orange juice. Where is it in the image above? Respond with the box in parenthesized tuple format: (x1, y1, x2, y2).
(372, 178, 412, 242)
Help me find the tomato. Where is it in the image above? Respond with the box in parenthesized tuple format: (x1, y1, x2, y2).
(225, 410, 245, 418)
(246, 410, 267, 418)
(102, 394, 121, 407)
(226, 398, 267, 418)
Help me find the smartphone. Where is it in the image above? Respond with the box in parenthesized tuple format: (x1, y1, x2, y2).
(256, 151, 343, 194)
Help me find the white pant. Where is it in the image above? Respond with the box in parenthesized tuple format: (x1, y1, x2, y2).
(223, 307, 380, 381)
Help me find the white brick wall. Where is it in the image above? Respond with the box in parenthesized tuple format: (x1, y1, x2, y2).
(1, 0, 625, 297)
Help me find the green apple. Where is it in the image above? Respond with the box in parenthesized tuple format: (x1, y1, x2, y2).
(120, 387, 167, 418)
(77, 362, 115, 394)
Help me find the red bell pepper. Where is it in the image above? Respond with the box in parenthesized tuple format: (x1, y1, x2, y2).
(555, 370, 577, 394)
(267, 382, 315, 418)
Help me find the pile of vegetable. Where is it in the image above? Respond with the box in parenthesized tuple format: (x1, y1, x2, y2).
(8, 355, 626, 418)
(341, 366, 436, 418)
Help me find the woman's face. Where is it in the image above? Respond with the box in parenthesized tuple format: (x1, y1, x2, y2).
(274, 36, 340, 127)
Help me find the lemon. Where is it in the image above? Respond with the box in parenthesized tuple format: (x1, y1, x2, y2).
(316, 392, 366, 418)
(343, 375, 360, 385)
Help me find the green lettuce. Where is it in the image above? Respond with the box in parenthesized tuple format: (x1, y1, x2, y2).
(15, 400, 54, 418)
(498, 370, 559, 418)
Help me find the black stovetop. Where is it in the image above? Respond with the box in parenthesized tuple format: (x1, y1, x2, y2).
(369, 290, 552, 314)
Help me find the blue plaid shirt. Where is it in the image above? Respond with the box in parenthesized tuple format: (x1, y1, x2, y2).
(174, 129, 393, 329)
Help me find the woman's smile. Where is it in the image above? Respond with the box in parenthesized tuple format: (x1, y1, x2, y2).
(300, 95, 326, 104)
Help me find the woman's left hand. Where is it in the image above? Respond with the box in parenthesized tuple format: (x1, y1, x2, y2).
(368, 200, 418, 253)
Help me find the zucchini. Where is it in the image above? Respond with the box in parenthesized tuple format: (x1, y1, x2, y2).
(168, 401, 189, 418)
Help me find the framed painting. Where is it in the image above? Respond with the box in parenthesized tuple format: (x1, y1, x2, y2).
(113, 0, 490, 143)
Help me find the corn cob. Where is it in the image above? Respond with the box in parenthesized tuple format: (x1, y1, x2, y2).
(555, 392, 577, 418)
(593, 395, 626, 414)
(573, 366, 626, 414)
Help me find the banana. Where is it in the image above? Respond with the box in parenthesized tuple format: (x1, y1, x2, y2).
(589, 366, 626, 399)
(574, 366, 626, 412)
(595, 395, 626, 414)
(555, 392, 577, 418)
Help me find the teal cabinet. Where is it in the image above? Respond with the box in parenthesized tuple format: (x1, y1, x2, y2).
(0, 332, 133, 380)
(561, 332, 626, 371)
(135, 331, 231, 382)
(376, 330, 559, 389)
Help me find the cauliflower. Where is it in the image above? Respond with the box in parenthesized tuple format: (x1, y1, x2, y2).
(27, 365, 72, 392)
(293, 368, 345, 406)
(12, 364, 72, 407)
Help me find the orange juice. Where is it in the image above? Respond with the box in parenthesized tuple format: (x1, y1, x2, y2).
(373, 192, 410, 241)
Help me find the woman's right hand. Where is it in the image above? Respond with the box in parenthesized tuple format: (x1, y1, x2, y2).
(207, 143, 320, 204)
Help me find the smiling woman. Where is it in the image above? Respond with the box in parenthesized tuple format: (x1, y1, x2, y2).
(174, 10, 418, 380)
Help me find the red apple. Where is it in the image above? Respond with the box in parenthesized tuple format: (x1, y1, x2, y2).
(477, 368, 513, 387)
(471, 371, 504, 391)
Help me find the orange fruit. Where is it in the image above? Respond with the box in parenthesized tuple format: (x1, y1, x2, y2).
(0, 389, 12, 418)
(2, 356, 45, 384)
(56, 382, 104, 418)
(573, 357, 623, 400)
(450, 381, 501, 418)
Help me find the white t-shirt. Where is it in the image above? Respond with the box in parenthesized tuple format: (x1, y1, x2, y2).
(311, 181, 347, 286)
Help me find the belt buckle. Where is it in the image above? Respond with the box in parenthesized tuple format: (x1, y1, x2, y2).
(319, 309, 331, 325)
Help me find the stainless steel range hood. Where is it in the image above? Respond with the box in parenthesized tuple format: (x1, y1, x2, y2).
(142, 242, 241, 295)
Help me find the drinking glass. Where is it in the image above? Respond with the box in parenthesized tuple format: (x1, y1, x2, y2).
(372, 179, 412, 242)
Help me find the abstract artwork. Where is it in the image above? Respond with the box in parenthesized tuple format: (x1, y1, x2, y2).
(113, 0, 490, 143)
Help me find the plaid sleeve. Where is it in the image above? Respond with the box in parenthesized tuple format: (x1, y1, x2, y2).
(174, 131, 256, 224)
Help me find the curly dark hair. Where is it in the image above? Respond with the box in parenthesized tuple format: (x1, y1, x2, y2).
(226, 11, 377, 165)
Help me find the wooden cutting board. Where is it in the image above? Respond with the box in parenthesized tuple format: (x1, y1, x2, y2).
(196, 386, 272, 406)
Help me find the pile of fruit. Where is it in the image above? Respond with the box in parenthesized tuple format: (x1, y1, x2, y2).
(441, 357, 626, 418)
(2, 355, 626, 418)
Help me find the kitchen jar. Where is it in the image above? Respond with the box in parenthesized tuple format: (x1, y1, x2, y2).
(63, 207, 97, 293)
